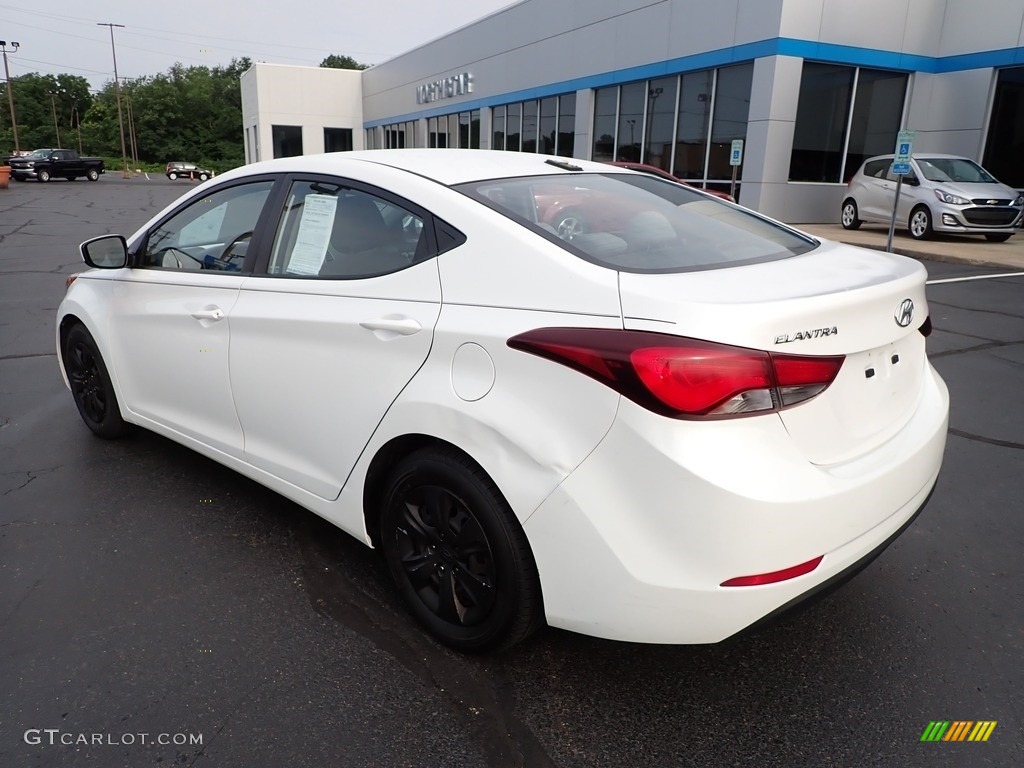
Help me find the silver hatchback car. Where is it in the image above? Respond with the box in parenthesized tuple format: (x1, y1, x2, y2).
(842, 154, 1023, 242)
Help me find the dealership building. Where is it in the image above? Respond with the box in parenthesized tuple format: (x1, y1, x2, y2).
(240, 0, 1024, 222)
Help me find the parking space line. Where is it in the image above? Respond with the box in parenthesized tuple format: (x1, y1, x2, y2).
(927, 272, 1024, 285)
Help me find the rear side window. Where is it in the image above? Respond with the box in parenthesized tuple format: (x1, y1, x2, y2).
(455, 173, 817, 272)
(267, 180, 428, 278)
(862, 159, 890, 179)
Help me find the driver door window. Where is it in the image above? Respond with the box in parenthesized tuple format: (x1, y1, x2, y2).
(141, 181, 274, 271)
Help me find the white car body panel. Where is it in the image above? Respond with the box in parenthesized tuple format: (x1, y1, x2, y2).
(56, 149, 950, 647)
(229, 261, 442, 501)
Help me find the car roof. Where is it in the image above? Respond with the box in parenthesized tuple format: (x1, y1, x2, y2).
(220, 149, 629, 187)
(862, 153, 978, 163)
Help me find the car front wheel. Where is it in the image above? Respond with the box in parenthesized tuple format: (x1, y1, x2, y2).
(985, 233, 1012, 242)
(379, 447, 543, 652)
(63, 324, 128, 439)
(199, 173, 209, 181)
(38, 169, 50, 183)
(908, 206, 933, 240)
(841, 199, 861, 230)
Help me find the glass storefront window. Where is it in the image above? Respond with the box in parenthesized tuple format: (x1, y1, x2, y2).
(522, 100, 538, 152)
(272, 125, 303, 158)
(507, 102, 522, 151)
(708, 63, 753, 180)
(493, 105, 506, 150)
(616, 82, 644, 161)
(558, 93, 576, 157)
(845, 69, 908, 180)
(984, 66, 1024, 188)
(789, 63, 855, 182)
(593, 87, 617, 161)
(675, 70, 713, 179)
(644, 77, 677, 171)
(540, 97, 557, 154)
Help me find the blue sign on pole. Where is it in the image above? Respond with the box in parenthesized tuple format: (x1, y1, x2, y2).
(892, 161, 911, 175)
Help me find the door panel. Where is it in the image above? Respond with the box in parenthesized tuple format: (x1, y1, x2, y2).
(110, 273, 247, 456)
(230, 263, 441, 499)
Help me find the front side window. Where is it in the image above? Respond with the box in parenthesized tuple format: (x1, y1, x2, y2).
(267, 181, 427, 279)
(456, 173, 816, 273)
(140, 181, 274, 271)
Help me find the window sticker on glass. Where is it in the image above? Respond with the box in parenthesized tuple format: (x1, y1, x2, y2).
(287, 194, 338, 275)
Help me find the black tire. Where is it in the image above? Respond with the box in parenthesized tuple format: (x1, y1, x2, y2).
(379, 447, 543, 652)
(908, 206, 933, 240)
(840, 199, 861, 230)
(38, 169, 51, 183)
(86, 168, 99, 182)
(63, 324, 128, 439)
(985, 233, 1012, 243)
(198, 173, 209, 181)
(553, 209, 587, 240)
(168, 172, 178, 180)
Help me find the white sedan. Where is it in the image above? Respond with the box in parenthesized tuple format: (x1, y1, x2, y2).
(57, 150, 949, 651)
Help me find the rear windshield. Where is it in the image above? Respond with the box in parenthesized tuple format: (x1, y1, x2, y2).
(916, 157, 996, 184)
(454, 173, 817, 272)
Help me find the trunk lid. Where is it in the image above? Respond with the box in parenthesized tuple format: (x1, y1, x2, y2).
(618, 239, 930, 464)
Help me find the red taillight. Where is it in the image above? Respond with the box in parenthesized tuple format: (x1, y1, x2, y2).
(508, 328, 844, 419)
(720, 555, 824, 587)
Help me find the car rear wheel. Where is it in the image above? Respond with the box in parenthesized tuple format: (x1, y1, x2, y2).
(168, 172, 178, 180)
(379, 447, 543, 652)
(985, 233, 1012, 243)
(38, 169, 50, 183)
(63, 324, 128, 439)
(908, 206, 933, 240)
(840, 199, 861, 230)
(86, 169, 99, 182)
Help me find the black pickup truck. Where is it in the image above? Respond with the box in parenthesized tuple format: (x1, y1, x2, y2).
(8, 148, 105, 182)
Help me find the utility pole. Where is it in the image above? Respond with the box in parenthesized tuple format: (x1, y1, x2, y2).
(97, 23, 129, 177)
(50, 93, 61, 148)
(0, 40, 20, 153)
(72, 104, 82, 153)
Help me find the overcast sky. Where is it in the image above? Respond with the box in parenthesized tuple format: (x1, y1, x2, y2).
(0, 0, 517, 90)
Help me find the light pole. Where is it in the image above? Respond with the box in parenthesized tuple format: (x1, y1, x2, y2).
(72, 103, 83, 154)
(0, 40, 20, 153)
(97, 23, 129, 177)
(50, 93, 61, 148)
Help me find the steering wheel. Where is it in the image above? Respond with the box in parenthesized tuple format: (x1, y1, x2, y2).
(215, 231, 253, 269)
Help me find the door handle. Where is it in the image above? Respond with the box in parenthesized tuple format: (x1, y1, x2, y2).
(190, 308, 225, 321)
(359, 316, 422, 336)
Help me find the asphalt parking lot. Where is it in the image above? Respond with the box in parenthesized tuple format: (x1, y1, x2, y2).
(1, 174, 1022, 767)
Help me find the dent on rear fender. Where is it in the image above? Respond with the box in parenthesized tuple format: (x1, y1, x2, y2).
(364, 399, 608, 524)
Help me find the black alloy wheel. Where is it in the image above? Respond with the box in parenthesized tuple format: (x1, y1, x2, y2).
(63, 324, 128, 439)
(380, 447, 542, 652)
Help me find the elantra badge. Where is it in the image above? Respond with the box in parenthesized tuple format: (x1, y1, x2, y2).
(895, 298, 914, 327)
(774, 326, 838, 344)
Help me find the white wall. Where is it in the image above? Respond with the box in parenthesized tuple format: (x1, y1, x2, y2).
(240, 63, 363, 163)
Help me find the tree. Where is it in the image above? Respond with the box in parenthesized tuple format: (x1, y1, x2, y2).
(319, 54, 368, 70)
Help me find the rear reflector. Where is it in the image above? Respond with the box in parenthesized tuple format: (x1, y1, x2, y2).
(720, 555, 824, 587)
(508, 328, 844, 419)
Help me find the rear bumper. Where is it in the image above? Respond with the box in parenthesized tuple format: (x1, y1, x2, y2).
(523, 363, 948, 644)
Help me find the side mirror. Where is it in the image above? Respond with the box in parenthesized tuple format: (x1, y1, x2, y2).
(81, 235, 128, 269)
(50, 154, 60, 162)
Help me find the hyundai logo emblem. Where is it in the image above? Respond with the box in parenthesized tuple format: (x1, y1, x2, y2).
(895, 298, 915, 328)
